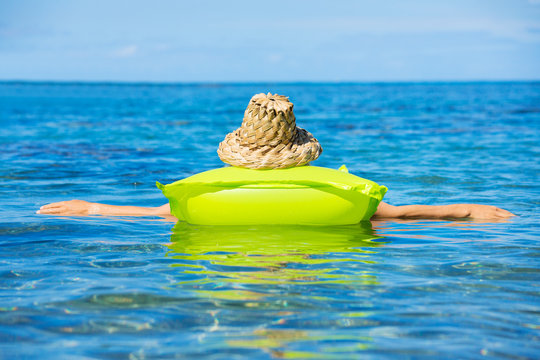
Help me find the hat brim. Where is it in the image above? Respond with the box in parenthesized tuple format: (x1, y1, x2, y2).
(218, 127, 322, 169)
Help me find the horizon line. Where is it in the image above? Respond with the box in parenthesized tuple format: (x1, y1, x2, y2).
(1, 79, 540, 86)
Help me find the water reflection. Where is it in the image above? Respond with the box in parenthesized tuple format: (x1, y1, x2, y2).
(165, 222, 385, 357)
(166, 222, 384, 287)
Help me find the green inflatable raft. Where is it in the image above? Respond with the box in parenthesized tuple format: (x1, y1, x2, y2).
(157, 165, 387, 225)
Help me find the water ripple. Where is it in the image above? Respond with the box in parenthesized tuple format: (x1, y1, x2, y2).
(0, 82, 539, 359)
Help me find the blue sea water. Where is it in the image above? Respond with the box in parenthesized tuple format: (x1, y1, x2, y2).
(0, 82, 539, 359)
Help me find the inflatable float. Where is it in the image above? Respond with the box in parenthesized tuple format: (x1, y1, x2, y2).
(157, 165, 387, 225)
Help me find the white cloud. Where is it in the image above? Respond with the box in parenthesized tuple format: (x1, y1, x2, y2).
(111, 45, 138, 58)
(235, 16, 540, 43)
(268, 54, 283, 63)
(153, 43, 172, 52)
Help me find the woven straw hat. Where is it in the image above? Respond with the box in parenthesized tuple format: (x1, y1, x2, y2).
(218, 93, 322, 169)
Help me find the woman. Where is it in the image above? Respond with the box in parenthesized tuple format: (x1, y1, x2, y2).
(37, 93, 515, 221)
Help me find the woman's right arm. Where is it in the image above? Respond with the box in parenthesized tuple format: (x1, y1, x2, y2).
(373, 201, 515, 220)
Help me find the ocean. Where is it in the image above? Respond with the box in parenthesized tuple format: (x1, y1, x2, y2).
(0, 82, 538, 359)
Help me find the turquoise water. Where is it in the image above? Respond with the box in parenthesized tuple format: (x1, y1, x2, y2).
(0, 82, 539, 359)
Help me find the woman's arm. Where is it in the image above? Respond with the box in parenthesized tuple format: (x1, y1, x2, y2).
(38, 200, 515, 220)
(373, 201, 515, 220)
(37, 200, 171, 217)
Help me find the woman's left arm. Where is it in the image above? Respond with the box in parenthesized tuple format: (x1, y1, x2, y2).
(37, 200, 172, 217)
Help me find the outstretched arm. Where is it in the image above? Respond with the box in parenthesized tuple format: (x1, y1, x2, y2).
(373, 201, 515, 220)
(37, 200, 172, 217)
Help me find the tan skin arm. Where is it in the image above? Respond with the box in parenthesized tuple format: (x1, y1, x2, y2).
(37, 200, 515, 220)
(372, 201, 515, 220)
(37, 200, 171, 217)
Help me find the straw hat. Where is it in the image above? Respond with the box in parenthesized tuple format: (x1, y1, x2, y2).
(218, 93, 322, 169)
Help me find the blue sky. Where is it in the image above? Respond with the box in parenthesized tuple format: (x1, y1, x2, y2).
(1, 0, 539, 82)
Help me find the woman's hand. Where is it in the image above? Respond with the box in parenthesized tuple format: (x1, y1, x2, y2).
(464, 204, 516, 220)
(37, 200, 99, 215)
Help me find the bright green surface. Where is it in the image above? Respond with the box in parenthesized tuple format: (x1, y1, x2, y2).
(157, 165, 387, 225)
(166, 222, 383, 286)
